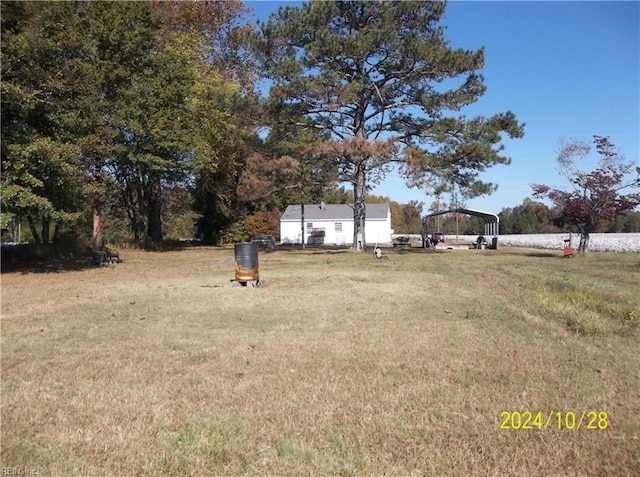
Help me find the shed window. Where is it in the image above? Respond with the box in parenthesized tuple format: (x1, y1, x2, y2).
(335, 222, 342, 232)
(306, 222, 313, 231)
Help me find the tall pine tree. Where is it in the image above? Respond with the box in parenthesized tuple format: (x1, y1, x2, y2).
(256, 0, 524, 249)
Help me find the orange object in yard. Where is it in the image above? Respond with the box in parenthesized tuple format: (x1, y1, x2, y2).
(562, 233, 574, 257)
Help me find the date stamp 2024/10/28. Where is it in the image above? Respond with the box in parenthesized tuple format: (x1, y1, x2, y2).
(500, 411, 609, 430)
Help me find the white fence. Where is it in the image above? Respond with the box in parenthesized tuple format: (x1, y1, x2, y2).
(497, 233, 640, 253)
(389, 233, 640, 252)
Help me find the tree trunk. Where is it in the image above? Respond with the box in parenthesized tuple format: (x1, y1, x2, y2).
(147, 182, 163, 243)
(53, 221, 60, 244)
(197, 193, 219, 245)
(91, 210, 103, 249)
(578, 230, 590, 253)
(8, 220, 20, 242)
(121, 185, 141, 242)
(353, 164, 366, 251)
(27, 216, 41, 245)
(41, 213, 50, 244)
(141, 178, 163, 244)
(200, 222, 217, 245)
(136, 182, 147, 243)
(422, 217, 428, 248)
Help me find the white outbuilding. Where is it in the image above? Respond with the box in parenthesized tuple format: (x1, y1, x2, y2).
(280, 203, 393, 246)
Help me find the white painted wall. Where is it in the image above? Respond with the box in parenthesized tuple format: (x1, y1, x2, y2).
(280, 216, 391, 245)
(366, 217, 393, 245)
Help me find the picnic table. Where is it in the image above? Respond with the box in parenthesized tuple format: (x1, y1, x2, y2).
(392, 236, 412, 248)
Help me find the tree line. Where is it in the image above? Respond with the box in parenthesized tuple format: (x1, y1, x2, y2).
(11, 2, 631, 252)
(2, 1, 272, 247)
(2, 1, 531, 250)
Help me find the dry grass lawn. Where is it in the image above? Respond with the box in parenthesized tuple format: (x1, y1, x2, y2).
(1, 246, 639, 476)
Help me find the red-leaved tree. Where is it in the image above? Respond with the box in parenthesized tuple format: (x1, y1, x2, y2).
(532, 135, 640, 252)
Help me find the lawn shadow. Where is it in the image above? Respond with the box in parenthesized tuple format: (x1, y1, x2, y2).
(276, 245, 353, 255)
(391, 247, 446, 255)
(1, 243, 114, 274)
(523, 251, 560, 258)
(1, 256, 102, 274)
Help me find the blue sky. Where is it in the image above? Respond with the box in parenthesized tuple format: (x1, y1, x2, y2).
(245, 1, 639, 213)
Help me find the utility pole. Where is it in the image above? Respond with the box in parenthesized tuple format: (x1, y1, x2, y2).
(300, 187, 305, 250)
(451, 181, 459, 242)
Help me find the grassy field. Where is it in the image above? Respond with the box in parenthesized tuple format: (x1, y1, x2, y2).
(1, 246, 639, 476)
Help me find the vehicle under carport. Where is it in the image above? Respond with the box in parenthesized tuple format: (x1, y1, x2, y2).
(421, 208, 500, 249)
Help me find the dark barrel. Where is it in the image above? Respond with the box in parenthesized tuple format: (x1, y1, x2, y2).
(234, 243, 259, 281)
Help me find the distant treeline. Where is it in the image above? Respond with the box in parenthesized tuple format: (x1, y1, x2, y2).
(1, 2, 525, 249)
(3, 192, 638, 245)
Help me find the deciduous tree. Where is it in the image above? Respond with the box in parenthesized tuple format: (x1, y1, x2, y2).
(532, 136, 640, 252)
(1, 2, 105, 245)
(1, 1, 259, 247)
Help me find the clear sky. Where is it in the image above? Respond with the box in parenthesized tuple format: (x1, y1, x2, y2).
(245, 1, 639, 213)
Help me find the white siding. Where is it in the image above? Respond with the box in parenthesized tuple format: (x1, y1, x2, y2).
(280, 215, 391, 245)
(280, 221, 304, 245)
(366, 218, 392, 245)
(280, 203, 392, 246)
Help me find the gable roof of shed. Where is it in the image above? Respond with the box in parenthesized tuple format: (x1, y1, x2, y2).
(281, 203, 390, 221)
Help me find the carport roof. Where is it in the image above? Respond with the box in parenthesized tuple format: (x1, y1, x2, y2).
(423, 207, 499, 223)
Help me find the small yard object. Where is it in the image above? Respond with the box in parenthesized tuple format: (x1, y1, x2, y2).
(373, 246, 388, 260)
(90, 246, 122, 266)
(231, 243, 266, 287)
(392, 236, 411, 248)
(431, 232, 445, 243)
(104, 247, 122, 264)
(473, 235, 488, 249)
(563, 234, 574, 258)
(251, 235, 276, 251)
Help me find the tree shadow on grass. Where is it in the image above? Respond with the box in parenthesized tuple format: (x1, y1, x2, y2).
(1, 244, 104, 274)
(1, 240, 201, 273)
(276, 245, 353, 255)
(1, 256, 100, 274)
(523, 252, 561, 258)
(391, 247, 446, 255)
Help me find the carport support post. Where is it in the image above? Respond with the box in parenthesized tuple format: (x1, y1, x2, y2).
(422, 218, 428, 248)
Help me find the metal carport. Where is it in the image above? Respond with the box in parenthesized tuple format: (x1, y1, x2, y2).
(421, 208, 500, 249)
